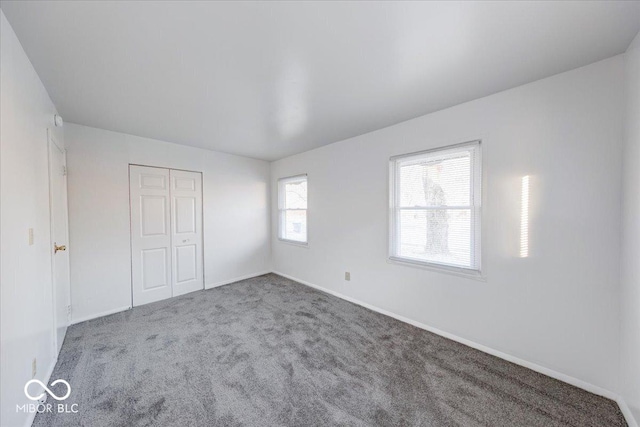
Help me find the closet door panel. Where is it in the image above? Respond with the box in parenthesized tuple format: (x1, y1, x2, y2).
(170, 170, 204, 296)
(130, 166, 172, 306)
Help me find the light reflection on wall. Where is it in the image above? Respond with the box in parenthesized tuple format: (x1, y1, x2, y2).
(520, 175, 530, 258)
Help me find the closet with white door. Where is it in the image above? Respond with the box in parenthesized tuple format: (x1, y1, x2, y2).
(129, 165, 204, 307)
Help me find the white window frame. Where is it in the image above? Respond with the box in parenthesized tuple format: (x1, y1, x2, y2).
(389, 140, 482, 275)
(278, 174, 308, 245)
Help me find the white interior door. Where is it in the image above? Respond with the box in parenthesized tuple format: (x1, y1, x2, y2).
(48, 131, 71, 353)
(130, 166, 173, 306)
(170, 169, 204, 296)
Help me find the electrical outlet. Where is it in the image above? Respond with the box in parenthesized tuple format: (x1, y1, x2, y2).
(28, 228, 34, 245)
(32, 358, 37, 378)
(345, 272, 351, 281)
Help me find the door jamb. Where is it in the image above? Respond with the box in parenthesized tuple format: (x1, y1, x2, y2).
(47, 128, 70, 354)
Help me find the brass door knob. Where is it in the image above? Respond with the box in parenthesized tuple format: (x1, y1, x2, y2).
(54, 243, 66, 253)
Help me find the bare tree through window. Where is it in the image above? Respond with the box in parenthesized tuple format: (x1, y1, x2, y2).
(390, 141, 481, 271)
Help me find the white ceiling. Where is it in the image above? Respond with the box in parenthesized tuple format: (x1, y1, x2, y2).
(2, 1, 639, 161)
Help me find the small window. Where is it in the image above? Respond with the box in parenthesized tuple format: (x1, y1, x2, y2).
(389, 141, 481, 273)
(278, 174, 308, 244)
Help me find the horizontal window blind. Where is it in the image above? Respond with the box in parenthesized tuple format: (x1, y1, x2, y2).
(278, 174, 308, 243)
(390, 141, 481, 272)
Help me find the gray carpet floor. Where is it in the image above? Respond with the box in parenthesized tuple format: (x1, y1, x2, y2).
(34, 273, 626, 427)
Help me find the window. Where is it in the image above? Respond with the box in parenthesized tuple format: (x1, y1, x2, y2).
(389, 141, 481, 273)
(278, 174, 308, 244)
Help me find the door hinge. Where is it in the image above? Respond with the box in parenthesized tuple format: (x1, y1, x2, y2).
(62, 166, 67, 176)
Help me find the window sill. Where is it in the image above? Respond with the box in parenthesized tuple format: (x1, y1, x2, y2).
(278, 238, 309, 248)
(387, 257, 486, 282)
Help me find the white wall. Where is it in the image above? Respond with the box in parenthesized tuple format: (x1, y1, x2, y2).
(620, 31, 640, 424)
(0, 10, 65, 427)
(65, 124, 271, 323)
(271, 56, 624, 393)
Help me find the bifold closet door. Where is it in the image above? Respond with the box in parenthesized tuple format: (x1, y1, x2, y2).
(130, 166, 204, 307)
(130, 165, 173, 306)
(170, 169, 203, 297)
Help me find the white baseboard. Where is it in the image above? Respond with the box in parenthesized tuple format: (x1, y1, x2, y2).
(617, 398, 639, 427)
(206, 271, 270, 290)
(70, 305, 131, 325)
(272, 270, 637, 427)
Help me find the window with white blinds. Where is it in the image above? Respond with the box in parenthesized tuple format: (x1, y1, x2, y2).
(389, 141, 481, 272)
(278, 174, 308, 244)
